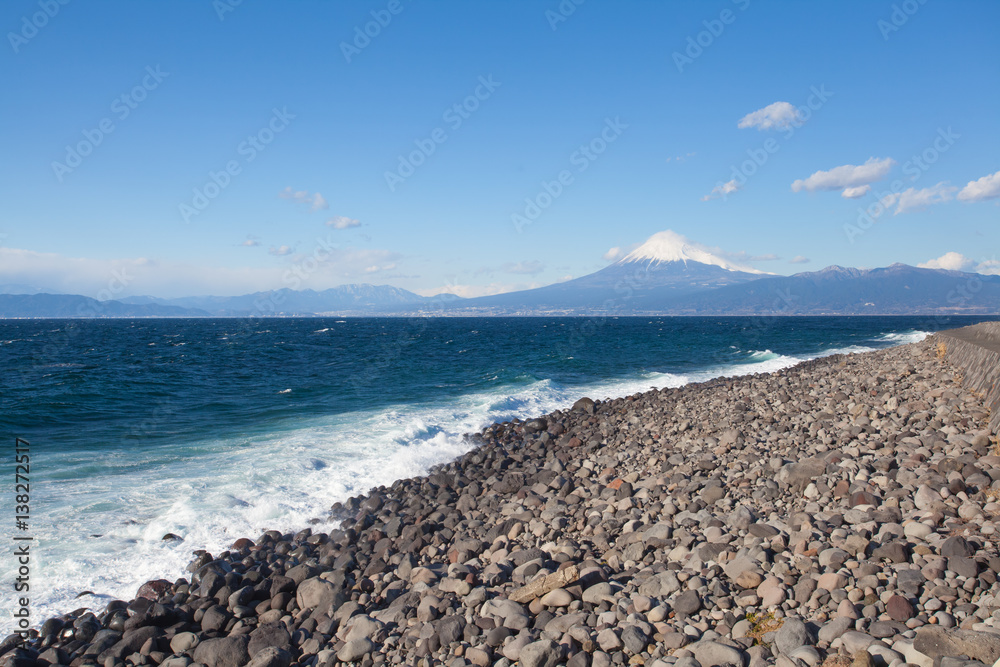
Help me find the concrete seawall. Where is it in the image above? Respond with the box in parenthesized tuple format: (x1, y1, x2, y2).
(937, 321, 1000, 435)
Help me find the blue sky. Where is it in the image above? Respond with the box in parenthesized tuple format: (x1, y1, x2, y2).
(1, 0, 998, 298)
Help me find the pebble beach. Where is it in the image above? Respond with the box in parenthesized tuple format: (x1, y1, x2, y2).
(5, 324, 1000, 667)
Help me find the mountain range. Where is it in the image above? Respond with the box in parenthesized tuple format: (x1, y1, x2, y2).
(2, 231, 999, 317)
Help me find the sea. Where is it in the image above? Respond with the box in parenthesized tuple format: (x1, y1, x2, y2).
(0, 315, 993, 633)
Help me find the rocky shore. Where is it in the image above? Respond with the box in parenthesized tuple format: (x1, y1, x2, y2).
(5, 331, 1000, 667)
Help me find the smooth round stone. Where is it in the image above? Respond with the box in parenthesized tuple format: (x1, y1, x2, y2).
(597, 628, 623, 652)
(958, 504, 983, 520)
(867, 645, 903, 665)
(731, 620, 751, 639)
(540, 588, 573, 607)
(933, 611, 955, 628)
(838, 599, 860, 619)
(170, 632, 199, 653)
(736, 571, 764, 589)
(758, 583, 787, 607)
(817, 573, 847, 591)
(789, 646, 821, 667)
(631, 595, 652, 613)
(886, 595, 914, 622)
(648, 606, 668, 623)
(904, 522, 933, 540)
(583, 583, 614, 604)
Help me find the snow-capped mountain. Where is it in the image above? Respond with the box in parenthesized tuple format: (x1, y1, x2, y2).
(619, 230, 767, 274)
(440, 230, 769, 313)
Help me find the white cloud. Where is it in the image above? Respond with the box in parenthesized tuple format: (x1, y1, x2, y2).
(918, 251, 974, 272)
(268, 245, 294, 256)
(701, 179, 742, 201)
(278, 187, 329, 212)
(326, 216, 361, 229)
(666, 152, 696, 163)
(789, 255, 810, 264)
(957, 170, 1000, 202)
(748, 253, 779, 261)
(791, 157, 895, 193)
(0, 245, 403, 298)
(841, 185, 871, 199)
(893, 182, 957, 214)
(363, 263, 396, 273)
(240, 236, 260, 247)
(917, 252, 1000, 275)
(603, 243, 640, 262)
(502, 260, 545, 275)
(737, 101, 802, 130)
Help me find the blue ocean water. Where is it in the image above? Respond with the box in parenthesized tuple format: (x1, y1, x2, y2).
(0, 315, 992, 631)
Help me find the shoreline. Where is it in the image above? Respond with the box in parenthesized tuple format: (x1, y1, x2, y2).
(5, 329, 1000, 667)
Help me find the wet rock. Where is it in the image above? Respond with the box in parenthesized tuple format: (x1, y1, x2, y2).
(248, 622, 291, 656)
(135, 579, 172, 601)
(192, 635, 250, 667)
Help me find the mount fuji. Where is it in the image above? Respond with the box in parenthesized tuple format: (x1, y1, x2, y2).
(437, 230, 769, 314)
(7, 230, 997, 318)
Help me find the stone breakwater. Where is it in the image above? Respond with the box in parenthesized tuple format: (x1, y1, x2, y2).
(4, 333, 1000, 667)
(937, 322, 1000, 435)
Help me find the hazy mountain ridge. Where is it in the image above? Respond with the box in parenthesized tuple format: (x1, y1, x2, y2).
(3, 232, 998, 318)
(662, 264, 1000, 315)
(0, 294, 210, 318)
(119, 284, 426, 315)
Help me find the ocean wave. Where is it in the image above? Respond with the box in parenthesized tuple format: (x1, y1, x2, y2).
(3, 324, 932, 631)
(873, 330, 931, 344)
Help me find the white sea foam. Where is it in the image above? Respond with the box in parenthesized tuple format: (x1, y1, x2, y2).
(1, 329, 928, 632)
(874, 330, 930, 344)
